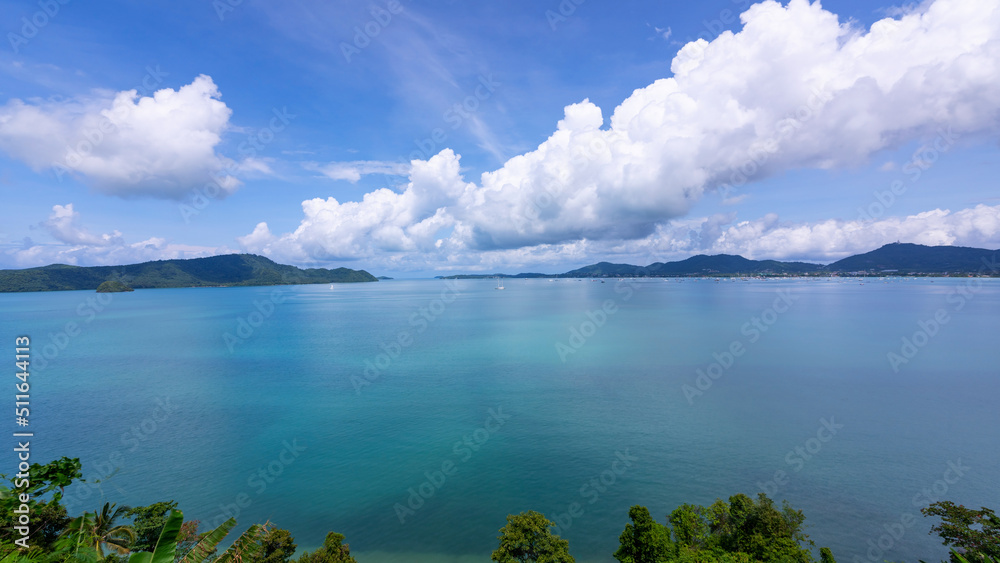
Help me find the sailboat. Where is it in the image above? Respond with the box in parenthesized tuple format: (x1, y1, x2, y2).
(495, 277, 505, 290)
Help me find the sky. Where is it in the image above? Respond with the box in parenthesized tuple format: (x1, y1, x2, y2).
(1, 0, 999, 277)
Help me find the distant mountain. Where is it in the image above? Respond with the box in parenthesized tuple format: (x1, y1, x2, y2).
(438, 243, 1000, 279)
(0, 254, 377, 292)
(826, 242, 999, 273)
(558, 262, 645, 277)
(560, 255, 824, 277)
(650, 254, 824, 275)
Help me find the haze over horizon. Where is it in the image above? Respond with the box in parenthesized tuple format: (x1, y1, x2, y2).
(2, 0, 1000, 277)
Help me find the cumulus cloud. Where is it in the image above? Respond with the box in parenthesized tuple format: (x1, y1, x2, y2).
(671, 204, 1000, 262)
(1, 204, 230, 268)
(438, 204, 1000, 273)
(0, 75, 239, 199)
(246, 0, 1000, 270)
(240, 150, 468, 261)
(42, 204, 122, 246)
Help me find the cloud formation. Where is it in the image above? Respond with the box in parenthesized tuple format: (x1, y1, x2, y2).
(1, 204, 228, 269)
(307, 160, 411, 183)
(241, 0, 1000, 271)
(0, 75, 239, 199)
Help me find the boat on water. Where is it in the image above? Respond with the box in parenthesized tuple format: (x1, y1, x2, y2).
(495, 277, 505, 290)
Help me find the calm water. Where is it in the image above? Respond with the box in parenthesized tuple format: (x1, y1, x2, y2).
(1, 278, 998, 562)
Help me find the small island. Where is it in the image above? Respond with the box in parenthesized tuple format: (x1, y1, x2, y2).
(96, 280, 135, 293)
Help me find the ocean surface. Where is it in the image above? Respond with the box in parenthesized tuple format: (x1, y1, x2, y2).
(2, 277, 998, 562)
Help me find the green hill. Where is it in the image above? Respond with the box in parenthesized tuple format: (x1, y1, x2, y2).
(439, 243, 1000, 279)
(825, 242, 999, 273)
(558, 255, 824, 277)
(0, 254, 377, 292)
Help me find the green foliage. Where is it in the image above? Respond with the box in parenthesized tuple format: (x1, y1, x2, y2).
(295, 532, 356, 563)
(922, 501, 1000, 562)
(179, 517, 235, 563)
(0, 254, 377, 293)
(491, 510, 574, 563)
(819, 547, 835, 563)
(96, 281, 134, 293)
(947, 548, 1000, 563)
(61, 504, 136, 557)
(0, 457, 83, 551)
(127, 509, 183, 563)
(711, 493, 812, 563)
(122, 502, 178, 553)
(614, 505, 672, 563)
(664, 494, 821, 563)
(669, 504, 711, 549)
(214, 523, 268, 563)
(253, 527, 296, 563)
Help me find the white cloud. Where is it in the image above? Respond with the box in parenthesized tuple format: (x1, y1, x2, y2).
(647, 204, 1000, 263)
(0, 75, 240, 199)
(307, 160, 411, 183)
(466, 204, 1000, 272)
(240, 150, 468, 262)
(42, 203, 122, 246)
(1, 204, 230, 268)
(247, 0, 1000, 271)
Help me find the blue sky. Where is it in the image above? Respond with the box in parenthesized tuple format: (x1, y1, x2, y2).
(1, 0, 999, 276)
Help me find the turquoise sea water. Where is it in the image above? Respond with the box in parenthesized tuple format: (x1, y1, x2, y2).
(1, 278, 998, 562)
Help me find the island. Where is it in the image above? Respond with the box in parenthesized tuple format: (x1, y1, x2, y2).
(95, 280, 135, 293)
(438, 243, 1000, 279)
(0, 254, 378, 293)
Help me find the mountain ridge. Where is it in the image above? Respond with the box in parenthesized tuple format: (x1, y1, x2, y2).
(439, 243, 1000, 279)
(0, 254, 378, 292)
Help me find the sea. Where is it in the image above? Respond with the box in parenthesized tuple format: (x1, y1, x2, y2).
(1, 277, 998, 562)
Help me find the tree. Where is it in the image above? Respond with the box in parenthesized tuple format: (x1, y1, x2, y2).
(491, 511, 574, 563)
(296, 532, 356, 563)
(92, 503, 136, 557)
(820, 547, 836, 563)
(122, 501, 178, 553)
(669, 503, 711, 550)
(922, 501, 1000, 562)
(126, 509, 184, 563)
(61, 504, 136, 558)
(712, 493, 813, 563)
(614, 505, 672, 563)
(0, 457, 82, 552)
(254, 527, 297, 563)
